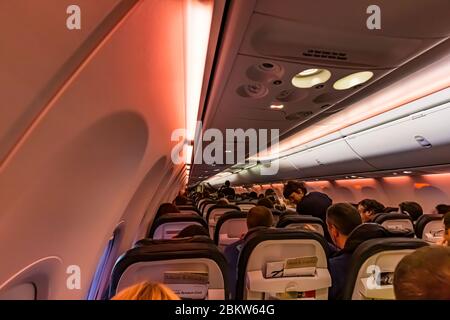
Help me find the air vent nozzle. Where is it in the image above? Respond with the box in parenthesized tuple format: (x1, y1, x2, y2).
(302, 49, 347, 61)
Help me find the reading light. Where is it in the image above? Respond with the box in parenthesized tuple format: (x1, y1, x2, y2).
(270, 104, 284, 110)
(185, 0, 214, 141)
(292, 68, 331, 88)
(403, 171, 413, 174)
(299, 68, 320, 76)
(225, 150, 232, 153)
(333, 71, 374, 90)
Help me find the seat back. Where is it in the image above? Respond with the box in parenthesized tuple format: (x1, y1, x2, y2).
(276, 215, 325, 236)
(236, 229, 330, 300)
(343, 238, 428, 300)
(177, 205, 201, 216)
(202, 202, 217, 219)
(415, 214, 444, 242)
(148, 213, 208, 240)
(373, 213, 414, 233)
(109, 241, 229, 300)
(214, 211, 248, 251)
(236, 202, 256, 212)
(206, 205, 241, 238)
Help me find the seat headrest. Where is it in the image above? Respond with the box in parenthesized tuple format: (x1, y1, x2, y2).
(214, 211, 247, 244)
(415, 214, 444, 238)
(373, 213, 412, 223)
(134, 235, 213, 248)
(109, 241, 229, 298)
(148, 213, 207, 238)
(236, 228, 329, 299)
(342, 237, 429, 299)
(276, 215, 325, 228)
(206, 204, 241, 220)
(177, 205, 200, 213)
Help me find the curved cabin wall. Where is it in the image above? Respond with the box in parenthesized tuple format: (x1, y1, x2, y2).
(0, 1, 186, 299)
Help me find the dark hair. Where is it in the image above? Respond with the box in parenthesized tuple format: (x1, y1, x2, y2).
(257, 197, 274, 209)
(174, 225, 209, 238)
(326, 203, 362, 236)
(155, 203, 180, 220)
(249, 191, 258, 199)
(394, 246, 450, 300)
(265, 189, 276, 197)
(444, 212, 450, 232)
(436, 204, 450, 215)
(283, 181, 307, 199)
(173, 195, 188, 206)
(224, 180, 230, 187)
(399, 201, 423, 221)
(358, 199, 385, 214)
(247, 206, 273, 229)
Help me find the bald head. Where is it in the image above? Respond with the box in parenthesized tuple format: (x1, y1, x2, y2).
(247, 206, 273, 229)
(394, 246, 450, 300)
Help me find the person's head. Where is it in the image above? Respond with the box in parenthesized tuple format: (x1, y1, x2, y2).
(434, 204, 450, 215)
(258, 194, 264, 199)
(358, 199, 385, 222)
(257, 197, 274, 209)
(249, 191, 258, 199)
(173, 195, 188, 206)
(155, 203, 180, 220)
(265, 189, 276, 197)
(224, 180, 230, 187)
(326, 203, 362, 249)
(247, 206, 274, 229)
(393, 246, 450, 300)
(216, 199, 229, 206)
(174, 224, 209, 238)
(399, 201, 423, 221)
(112, 282, 180, 300)
(283, 181, 307, 204)
(444, 212, 450, 244)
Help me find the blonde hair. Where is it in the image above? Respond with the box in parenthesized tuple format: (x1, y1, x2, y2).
(111, 282, 180, 300)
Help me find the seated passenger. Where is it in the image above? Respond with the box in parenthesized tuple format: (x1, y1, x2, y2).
(174, 224, 210, 238)
(437, 212, 450, 246)
(249, 191, 258, 200)
(283, 180, 332, 223)
(216, 198, 229, 206)
(399, 201, 423, 222)
(394, 246, 450, 300)
(257, 197, 274, 209)
(154, 203, 180, 220)
(112, 281, 180, 300)
(357, 199, 385, 222)
(326, 203, 390, 299)
(173, 195, 188, 206)
(220, 180, 236, 198)
(223, 206, 274, 298)
(434, 204, 450, 215)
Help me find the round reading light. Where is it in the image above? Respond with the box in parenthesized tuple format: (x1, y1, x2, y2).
(333, 71, 374, 90)
(292, 68, 331, 88)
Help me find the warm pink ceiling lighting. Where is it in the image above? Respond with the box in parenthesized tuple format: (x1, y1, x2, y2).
(184, 0, 213, 141)
(259, 53, 450, 158)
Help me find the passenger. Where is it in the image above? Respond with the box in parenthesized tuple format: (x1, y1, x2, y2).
(216, 198, 229, 206)
(357, 199, 385, 222)
(257, 197, 274, 209)
(249, 191, 258, 200)
(399, 201, 423, 221)
(434, 204, 450, 215)
(173, 195, 188, 206)
(154, 203, 180, 220)
(393, 246, 450, 300)
(258, 194, 265, 199)
(220, 180, 236, 198)
(282, 180, 332, 223)
(223, 206, 273, 298)
(437, 212, 450, 246)
(326, 203, 389, 300)
(264, 189, 276, 197)
(174, 224, 210, 238)
(111, 281, 180, 300)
